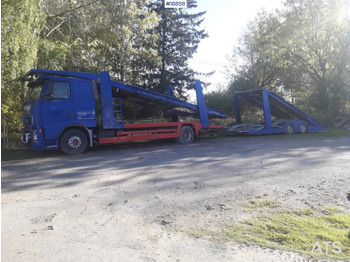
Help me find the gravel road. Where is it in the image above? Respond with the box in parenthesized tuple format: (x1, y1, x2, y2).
(2, 135, 350, 262)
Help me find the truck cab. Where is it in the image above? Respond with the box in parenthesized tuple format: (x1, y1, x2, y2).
(21, 74, 96, 153)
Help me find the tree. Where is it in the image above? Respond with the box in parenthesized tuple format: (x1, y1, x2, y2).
(145, 0, 208, 98)
(1, 0, 45, 133)
(37, 0, 89, 70)
(89, 0, 160, 85)
(226, 0, 350, 125)
(280, 0, 350, 123)
(39, 0, 160, 86)
(229, 11, 289, 91)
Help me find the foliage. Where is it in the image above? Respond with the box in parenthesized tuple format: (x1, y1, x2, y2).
(39, 0, 160, 85)
(229, 11, 288, 91)
(146, 0, 208, 98)
(220, 0, 350, 125)
(204, 89, 234, 115)
(280, 0, 350, 124)
(1, 0, 45, 132)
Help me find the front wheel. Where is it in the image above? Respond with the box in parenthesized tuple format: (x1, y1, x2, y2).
(60, 129, 88, 155)
(177, 126, 195, 144)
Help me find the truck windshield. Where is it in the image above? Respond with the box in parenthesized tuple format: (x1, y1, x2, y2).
(25, 83, 43, 104)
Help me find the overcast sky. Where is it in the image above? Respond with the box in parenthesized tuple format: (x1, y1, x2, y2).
(188, 0, 283, 92)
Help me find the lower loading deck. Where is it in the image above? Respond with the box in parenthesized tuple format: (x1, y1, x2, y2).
(98, 122, 222, 144)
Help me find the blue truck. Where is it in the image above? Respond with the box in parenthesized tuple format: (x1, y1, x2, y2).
(20, 69, 226, 154)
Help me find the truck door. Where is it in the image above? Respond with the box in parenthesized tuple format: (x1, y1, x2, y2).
(42, 80, 74, 140)
(73, 79, 96, 123)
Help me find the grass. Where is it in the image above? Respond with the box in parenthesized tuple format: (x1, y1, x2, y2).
(311, 127, 350, 138)
(1, 139, 171, 161)
(1, 147, 62, 162)
(241, 197, 280, 210)
(265, 127, 350, 140)
(219, 208, 350, 260)
(185, 195, 350, 260)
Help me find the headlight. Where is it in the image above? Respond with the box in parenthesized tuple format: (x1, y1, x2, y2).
(32, 131, 37, 143)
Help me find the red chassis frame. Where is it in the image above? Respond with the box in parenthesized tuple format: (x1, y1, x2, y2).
(98, 122, 222, 144)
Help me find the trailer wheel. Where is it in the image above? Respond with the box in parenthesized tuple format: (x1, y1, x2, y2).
(60, 129, 88, 155)
(285, 124, 295, 135)
(299, 123, 308, 134)
(177, 126, 195, 144)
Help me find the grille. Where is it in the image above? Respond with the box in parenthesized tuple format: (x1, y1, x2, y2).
(24, 116, 33, 127)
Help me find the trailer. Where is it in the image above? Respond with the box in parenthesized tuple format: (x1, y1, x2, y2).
(230, 88, 325, 135)
(20, 69, 226, 154)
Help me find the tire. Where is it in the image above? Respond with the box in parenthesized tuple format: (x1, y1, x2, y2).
(60, 129, 88, 155)
(285, 124, 295, 135)
(177, 126, 195, 144)
(299, 123, 308, 134)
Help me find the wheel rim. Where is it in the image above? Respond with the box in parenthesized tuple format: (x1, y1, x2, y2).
(182, 129, 193, 142)
(300, 125, 306, 134)
(286, 125, 294, 134)
(68, 136, 82, 149)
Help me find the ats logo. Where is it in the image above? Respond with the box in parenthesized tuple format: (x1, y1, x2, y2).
(311, 241, 342, 254)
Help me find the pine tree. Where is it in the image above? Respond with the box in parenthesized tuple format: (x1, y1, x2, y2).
(146, 0, 208, 98)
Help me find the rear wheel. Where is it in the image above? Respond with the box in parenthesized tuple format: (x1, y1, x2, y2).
(177, 126, 195, 144)
(285, 124, 295, 135)
(299, 123, 308, 134)
(60, 129, 88, 155)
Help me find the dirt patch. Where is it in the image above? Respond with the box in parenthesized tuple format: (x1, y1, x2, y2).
(2, 135, 350, 261)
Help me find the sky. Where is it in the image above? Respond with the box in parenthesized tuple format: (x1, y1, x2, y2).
(188, 0, 284, 93)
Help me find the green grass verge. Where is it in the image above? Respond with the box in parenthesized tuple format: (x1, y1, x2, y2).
(312, 127, 350, 137)
(218, 208, 350, 260)
(241, 197, 281, 210)
(268, 127, 350, 139)
(1, 147, 62, 162)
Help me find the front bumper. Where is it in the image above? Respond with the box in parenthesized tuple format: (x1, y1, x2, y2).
(21, 128, 58, 150)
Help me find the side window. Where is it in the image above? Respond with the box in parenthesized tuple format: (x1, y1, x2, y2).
(46, 82, 70, 99)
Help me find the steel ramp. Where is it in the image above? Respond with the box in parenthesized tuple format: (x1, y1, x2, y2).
(232, 88, 325, 134)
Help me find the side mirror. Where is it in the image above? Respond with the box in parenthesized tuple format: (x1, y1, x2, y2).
(45, 82, 53, 100)
(45, 94, 53, 101)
